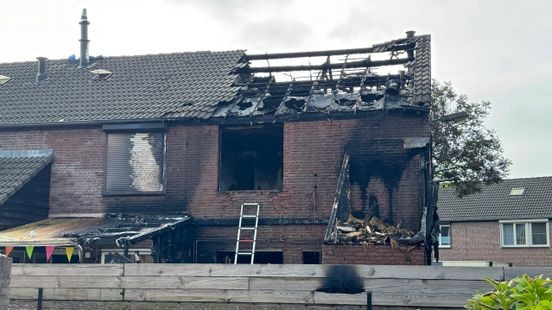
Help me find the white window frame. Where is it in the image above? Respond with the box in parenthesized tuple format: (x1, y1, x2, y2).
(439, 224, 451, 248)
(499, 219, 550, 248)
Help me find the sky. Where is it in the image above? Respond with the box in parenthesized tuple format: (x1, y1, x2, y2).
(1, 0, 551, 178)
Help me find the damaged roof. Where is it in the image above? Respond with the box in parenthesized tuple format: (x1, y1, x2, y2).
(0, 150, 53, 205)
(438, 177, 552, 222)
(0, 33, 430, 128)
(0, 213, 190, 246)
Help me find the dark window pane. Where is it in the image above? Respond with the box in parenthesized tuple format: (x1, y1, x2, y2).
(531, 223, 548, 245)
(502, 224, 513, 245)
(440, 225, 451, 246)
(106, 132, 165, 193)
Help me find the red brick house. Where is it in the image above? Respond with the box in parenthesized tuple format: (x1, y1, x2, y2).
(0, 11, 433, 264)
(438, 177, 552, 267)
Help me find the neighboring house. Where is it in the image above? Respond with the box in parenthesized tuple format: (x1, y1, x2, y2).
(438, 177, 552, 267)
(0, 10, 433, 264)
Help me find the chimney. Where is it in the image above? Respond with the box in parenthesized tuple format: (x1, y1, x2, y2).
(79, 8, 90, 67)
(36, 57, 48, 82)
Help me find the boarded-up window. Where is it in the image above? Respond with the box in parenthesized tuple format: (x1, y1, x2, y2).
(106, 132, 165, 193)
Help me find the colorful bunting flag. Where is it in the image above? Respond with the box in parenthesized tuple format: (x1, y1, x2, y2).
(45, 246, 56, 262)
(65, 247, 74, 262)
(25, 245, 34, 259)
(4, 246, 13, 256)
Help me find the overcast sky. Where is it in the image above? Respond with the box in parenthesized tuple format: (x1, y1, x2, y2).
(1, 0, 551, 178)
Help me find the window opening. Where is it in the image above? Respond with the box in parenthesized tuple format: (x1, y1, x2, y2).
(303, 251, 321, 264)
(439, 224, 451, 247)
(219, 125, 283, 191)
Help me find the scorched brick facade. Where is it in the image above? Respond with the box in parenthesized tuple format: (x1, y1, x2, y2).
(0, 25, 433, 265)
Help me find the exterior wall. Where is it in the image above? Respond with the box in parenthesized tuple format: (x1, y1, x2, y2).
(0, 112, 429, 264)
(439, 221, 552, 267)
(322, 244, 425, 265)
(194, 225, 326, 264)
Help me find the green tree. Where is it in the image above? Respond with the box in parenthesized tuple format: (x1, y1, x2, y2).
(431, 80, 511, 197)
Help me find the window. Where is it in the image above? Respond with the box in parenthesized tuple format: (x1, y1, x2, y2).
(105, 131, 165, 194)
(439, 224, 451, 248)
(303, 251, 321, 264)
(500, 220, 549, 247)
(0, 75, 11, 85)
(509, 187, 525, 196)
(219, 125, 283, 191)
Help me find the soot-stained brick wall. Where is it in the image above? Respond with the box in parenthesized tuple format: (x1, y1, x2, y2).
(322, 244, 425, 265)
(0, 111, 429, 263)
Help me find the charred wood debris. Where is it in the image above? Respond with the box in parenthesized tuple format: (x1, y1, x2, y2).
(325, 154, 424, 250)
(214, 31, 431, 119)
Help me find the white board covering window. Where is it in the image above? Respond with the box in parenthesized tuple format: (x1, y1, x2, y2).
(105, 131, 165, 194)
(500, 220, 549, 247)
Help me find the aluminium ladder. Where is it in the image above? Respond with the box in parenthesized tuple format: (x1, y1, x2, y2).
(234, 203, 260, 264)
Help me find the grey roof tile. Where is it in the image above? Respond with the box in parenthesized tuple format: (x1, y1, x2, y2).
(0, 51, 244, 126)
(0, 150, 53, 204)
(438, 177, 552, 222)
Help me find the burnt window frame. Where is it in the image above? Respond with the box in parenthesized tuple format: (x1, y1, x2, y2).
(102, 123, 167, 196)
(218, 124, 284, 192)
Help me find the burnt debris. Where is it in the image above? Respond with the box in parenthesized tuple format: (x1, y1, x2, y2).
(213, 32, 431, 120)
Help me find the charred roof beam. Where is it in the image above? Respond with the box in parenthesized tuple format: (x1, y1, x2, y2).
(235, 57, 411, 74)
(245, 42, 415, 60)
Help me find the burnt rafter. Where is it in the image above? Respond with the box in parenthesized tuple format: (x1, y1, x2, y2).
(213, 32, 431, 119)
(244, 41, 415, 61)
(235, 57, 411, 74)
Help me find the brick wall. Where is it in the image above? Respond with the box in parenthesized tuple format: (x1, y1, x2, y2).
(322, 244, 425, 265)
(0, 112, 429, 264)
(439, 221, 552, 267)
(194, 225, 326, 264)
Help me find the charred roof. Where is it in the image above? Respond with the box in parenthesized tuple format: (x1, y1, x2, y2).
(0, 33, 430, 128)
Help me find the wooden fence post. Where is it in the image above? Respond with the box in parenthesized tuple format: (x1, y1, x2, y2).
(0, 254, 12, 309)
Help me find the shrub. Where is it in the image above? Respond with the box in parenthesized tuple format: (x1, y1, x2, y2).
(466, 274, 552, 309)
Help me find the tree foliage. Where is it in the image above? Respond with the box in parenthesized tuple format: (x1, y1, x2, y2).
(431, 80, 511, 196)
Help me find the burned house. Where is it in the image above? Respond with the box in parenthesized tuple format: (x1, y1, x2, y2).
(0, 10, 434, 264)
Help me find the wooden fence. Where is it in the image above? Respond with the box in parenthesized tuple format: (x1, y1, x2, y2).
(0, 255, 11, 309)
(8, 264, 552, 309)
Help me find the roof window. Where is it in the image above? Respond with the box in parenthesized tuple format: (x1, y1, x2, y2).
(509, 187, 525, 196)
(90, 69, 112, 80)
(0, 75, 11, 85)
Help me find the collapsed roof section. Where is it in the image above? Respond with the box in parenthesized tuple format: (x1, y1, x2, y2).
(214, 32, 431, 119)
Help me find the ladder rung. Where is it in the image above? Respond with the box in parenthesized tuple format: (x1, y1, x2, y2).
(241, 215, 257, 218)
(240, 227, 256, 230)
(239, 239, 254, 242)
(237, 252, 253, 255)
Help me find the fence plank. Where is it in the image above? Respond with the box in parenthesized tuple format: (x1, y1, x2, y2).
(124, 264, 504, 280)
(10, 275, 122, 289)
(121, 276, 248, 289)
(314, 291, 367, 306)
(9, 287, 122, 301)
(125, 288, 315, 304)
(504, 267, 552, 279)
(11, 264, 123, 276)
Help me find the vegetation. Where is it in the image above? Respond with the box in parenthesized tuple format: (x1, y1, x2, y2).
(466, 274, 552, 309)
(431, 80, 511, 197)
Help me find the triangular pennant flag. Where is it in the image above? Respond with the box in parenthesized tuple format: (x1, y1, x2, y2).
(5, 246, 13, 256)
(45, 246, 56, 262)
(65, 247, 74, 262)
(25, 245, 34, 259)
